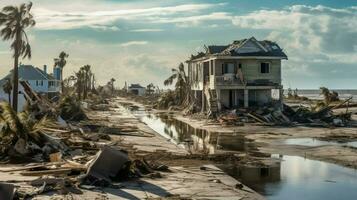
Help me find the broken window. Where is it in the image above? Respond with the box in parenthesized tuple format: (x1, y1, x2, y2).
(261, 63, 270, 73)
(223, 63, 235, 74)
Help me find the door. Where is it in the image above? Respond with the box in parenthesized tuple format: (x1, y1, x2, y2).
(229, 90, 234, 108)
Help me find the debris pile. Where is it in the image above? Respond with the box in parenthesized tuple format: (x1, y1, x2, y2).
(217, 98, 354, 127)
(0, 99, 167, 198)
(58, 95, 87, 121)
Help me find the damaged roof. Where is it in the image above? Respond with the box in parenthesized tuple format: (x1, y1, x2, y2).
(188, 37, 288, 61)
(129, 84, 145, 89)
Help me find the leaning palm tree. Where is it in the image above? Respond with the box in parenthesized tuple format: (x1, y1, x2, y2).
(0, 101, 56, 157)
(0, 2, 36, 112)
(3, 78, 12, 103)
(164, 63, 190, 105)
(54, 51, 69, 93)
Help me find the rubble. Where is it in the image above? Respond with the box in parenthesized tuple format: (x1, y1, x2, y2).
(216, 97, 354, 127)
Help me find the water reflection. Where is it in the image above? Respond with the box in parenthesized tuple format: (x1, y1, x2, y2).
(284, 138, 357, 148)
(263, 155, 357, 200)
(131, 110, 248, 154)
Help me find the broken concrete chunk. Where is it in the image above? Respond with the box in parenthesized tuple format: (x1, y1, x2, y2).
(0, 182, 15, 200)
(85, 146, 131, 183)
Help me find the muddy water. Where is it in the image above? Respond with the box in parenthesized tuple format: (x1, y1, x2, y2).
(127, 106, 357, 200)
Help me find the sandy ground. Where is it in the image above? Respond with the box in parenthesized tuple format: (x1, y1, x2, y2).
(0, 99, 263, 200)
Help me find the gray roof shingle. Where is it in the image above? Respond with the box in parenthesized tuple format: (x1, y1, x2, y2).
(0, 65, 55, 85)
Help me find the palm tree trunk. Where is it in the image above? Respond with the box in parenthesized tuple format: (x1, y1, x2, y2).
(84, 76, 88, 99)
(12, 44, 19, 112)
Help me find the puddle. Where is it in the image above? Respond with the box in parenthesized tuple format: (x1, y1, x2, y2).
(284, 138, 357, 148)
(130, 109, 249, 154)
(125, 104, 357, 199)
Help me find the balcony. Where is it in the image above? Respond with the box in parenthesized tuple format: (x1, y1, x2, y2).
(209, 74, 243, 87)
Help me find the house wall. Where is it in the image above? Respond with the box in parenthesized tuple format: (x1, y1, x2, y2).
(213, 59, 281, 84)
(27, 80, 49, 93)
(128, 88, 146, 96)
(248, 89, 272, 106)
(0, 84, 27, 112)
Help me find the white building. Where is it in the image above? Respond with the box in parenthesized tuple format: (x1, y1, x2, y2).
(128, 84, 146, 96)
(0, 64, 61, 111)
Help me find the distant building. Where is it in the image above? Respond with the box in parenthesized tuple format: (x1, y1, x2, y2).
(0, 64, 62, 111)
(186, 37, 288, 112)
(127, 84, 146, 96)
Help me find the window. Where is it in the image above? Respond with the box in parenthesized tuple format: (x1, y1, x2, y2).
(49, 81, 54, 87)
(40, 80, 43, 86)
(238, 63, 242, 69)
(223, 63, 235, 74)
(261, 63, 270, 73)
(36, 80, 38, 86)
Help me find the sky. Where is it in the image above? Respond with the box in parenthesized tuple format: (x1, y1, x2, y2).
(0, 0, 356, 89)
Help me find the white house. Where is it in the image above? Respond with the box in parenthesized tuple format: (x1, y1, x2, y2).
(128, 84, 146, 96)
(0, 64, 61, 111)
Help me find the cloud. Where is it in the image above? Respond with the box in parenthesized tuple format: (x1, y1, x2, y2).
(119, 41, 148, 47)
(89, 25, 120, 31)
(232, 5, 357, 88)
(130, 29, 163, 32)
(153, 12, 232, 27)
(33, 3, 223, 30)
(232, 5, 357, 54)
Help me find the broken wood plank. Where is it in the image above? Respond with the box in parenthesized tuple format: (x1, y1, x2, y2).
(0, 162, 65, 172)
(20, 168, 84, 176)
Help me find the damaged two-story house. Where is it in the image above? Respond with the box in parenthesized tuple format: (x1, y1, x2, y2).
(187, 37, 288, 113)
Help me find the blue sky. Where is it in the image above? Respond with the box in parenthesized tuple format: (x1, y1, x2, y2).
(0, 0, 356, 89)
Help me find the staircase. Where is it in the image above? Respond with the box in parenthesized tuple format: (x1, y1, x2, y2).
(204, 87, 219, 117)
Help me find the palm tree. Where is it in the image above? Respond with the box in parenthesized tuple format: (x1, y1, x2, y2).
(164, 63, 189, 105)
(3, 78, 12, 103)
(82, 65, 91, 99)
(54, 51, 69, 93)
(0, 2, 35, 112)
(74, 68, 85, 100)
(146, 83, 155, 95)
(109, 78, 116, 96)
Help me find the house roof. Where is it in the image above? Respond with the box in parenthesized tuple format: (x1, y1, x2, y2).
(129, 84, 145, 89)
(189, 37, 288, 61)
(0, 65, 55, 85)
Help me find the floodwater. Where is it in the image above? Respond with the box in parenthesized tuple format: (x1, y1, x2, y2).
(129, 107, 249, 154)
(284, 138, 357, 148)
(127, 105, 357, 200)
(262, 155, 357, 200)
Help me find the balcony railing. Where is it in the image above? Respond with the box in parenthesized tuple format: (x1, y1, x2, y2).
(213, 75, 243, 86)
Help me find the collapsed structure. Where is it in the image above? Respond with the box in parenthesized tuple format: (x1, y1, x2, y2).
(186, 37, 288, 113)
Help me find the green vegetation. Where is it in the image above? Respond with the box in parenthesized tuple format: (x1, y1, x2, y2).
(0, 2, 35, 112)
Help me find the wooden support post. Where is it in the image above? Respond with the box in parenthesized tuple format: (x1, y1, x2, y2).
(244, 89, 249, 108)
